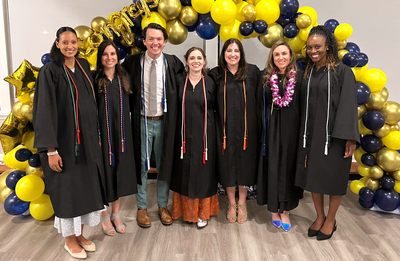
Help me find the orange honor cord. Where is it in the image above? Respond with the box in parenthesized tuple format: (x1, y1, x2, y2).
(223, 70, 227, 155)
(242, 80, 248, 151)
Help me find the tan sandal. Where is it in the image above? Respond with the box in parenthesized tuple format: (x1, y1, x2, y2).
(237, 203, 247, 224)
(227, 204, 237, 223)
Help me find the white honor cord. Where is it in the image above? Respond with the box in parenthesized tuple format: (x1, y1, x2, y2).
(324, 64, 331, 156)
(303, 68, 313, 148)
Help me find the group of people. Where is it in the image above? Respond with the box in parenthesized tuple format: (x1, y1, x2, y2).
(32, 23, 359, 259)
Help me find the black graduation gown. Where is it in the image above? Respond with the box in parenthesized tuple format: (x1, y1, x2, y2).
(170, 74, 217, 198)
(295, 64, 360, 196)
(96, 77, 138, 202)
(256, 73, 303, 212)
(209, 64, 262, 187)
(122, 53, 184, 182)
(33, 59, 107, 218)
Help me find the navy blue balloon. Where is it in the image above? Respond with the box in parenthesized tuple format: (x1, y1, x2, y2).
(362, 110, 385, 130)
(324, 19, 339, 33)
(253, 20, 268, 34)
(41, 53, 51, 65)
(290, 12, 302, 23)
(361, 134, 383, 153)
(180, 0, 191, 6)
(129, 16, 142, 32)
(279, 0, 299, 18)
(239, 21, 254, 36)
(342, 52, 359, 67)
(5, 170, 24, 190)
(15, 148, 33, 162)
(28, 154, 41, 167)
(359, 187, 375, 202)
(135, 32, 147, 51)
(283, 23, 299, 38)
(276, 15, 291, 28)
(344, 42, 360, 53)
(4, 192, 30, 215)
(296, 58, 307, 70)
(359, 199, 374, 209)
(361, 153, 376, 166)
(116, 43, 127, 60)
(195, 13, 220, 40)
(380, 175, 395, 190)
(357, 52, 369, 67)
(374, 189, 400, 211)
(356, 81, 371, 106)
(187, 24, 196, 32)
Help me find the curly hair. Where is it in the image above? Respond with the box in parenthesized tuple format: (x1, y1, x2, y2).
(304, 25, 340, 79)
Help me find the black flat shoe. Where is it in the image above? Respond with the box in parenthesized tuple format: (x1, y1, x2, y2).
(308, 221, 321, 237)
(317, 222, 337, 241)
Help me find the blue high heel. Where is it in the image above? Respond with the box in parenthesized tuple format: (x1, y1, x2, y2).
(282, 222, 291, 232)
(271, 214, 281, 228)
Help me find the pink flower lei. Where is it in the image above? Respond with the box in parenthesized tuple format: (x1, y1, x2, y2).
(269, 68, 296, 107)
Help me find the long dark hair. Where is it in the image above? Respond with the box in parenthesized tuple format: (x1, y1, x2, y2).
(49, 26, 79, 65)
(184, 47, 208, 75)
(218, 38, 248, 81)
(304, 25, 339, 79)
(93, 39, 131, 93)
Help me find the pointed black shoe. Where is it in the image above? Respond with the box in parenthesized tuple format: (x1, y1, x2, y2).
(316, 222, 337, 241)
(308, 221, 321, 237)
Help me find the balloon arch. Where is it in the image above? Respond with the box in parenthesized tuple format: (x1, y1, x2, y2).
(1, 0, 400, 220)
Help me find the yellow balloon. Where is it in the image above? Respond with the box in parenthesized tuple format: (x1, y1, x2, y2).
(358, 164, 371, 177)
(211, 0, 237, 25)
(142, 12, 167, 29)
(296, 14, 312, 29)
(25, 166, 44, 178)
(358, 119, 372, 135)
(376, 147, 400, 172)
(259, 23, 283, 48)
(390, 124, 400, 131)
(235, 1, 249, 22)
(242, 4, 257, 22)
(366, 87, 388, 111)
(337, 39, 347, 50)
(86, 49, 98, 68)
(298, 6, 318, 26)
(15, 175, 45, 202)
(244, 30, 259, 39)
(255, 0, 280, 24)
(369, 165, 384, 179)
(358, 105, 367, 119)
(364, 177, 379, 191)
(298, 24, 314, 42)
(0, 186, 13, 204)
(372, 124, 391, 138)
(166, 19, 188, 45)
(350, 180, 365, 194)
(284, 36, 305, 53)
(380, 101, 400, 125)
(91, 16, 107, 32)
(354, 147, 366, 165)
(381, 131, 400, 150)
(351, 64, 368, 82)
(362, 69, 387, 93)
(192, 0, 214, 14)
(334, 23, 353, 41)
(339, 50, 349, 62)
(30, 194, 54, 221)
(179, 6, 198, 26)
(22, 131, 36, 153)
(158, 0, 182, 20)
(391, 169, 400, 181)
(8, 146, 29, 170)
(233, 0, 243, 3)
(394, 181, 400, 193)
(219, 19, 244, 42)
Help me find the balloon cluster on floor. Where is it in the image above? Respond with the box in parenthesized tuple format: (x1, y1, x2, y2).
(1, 61, 54, 220)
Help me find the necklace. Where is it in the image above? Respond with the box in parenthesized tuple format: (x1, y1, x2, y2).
(269, 68, 296, 107)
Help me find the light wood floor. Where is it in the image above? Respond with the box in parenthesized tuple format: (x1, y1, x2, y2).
(1, 180, 400, 261)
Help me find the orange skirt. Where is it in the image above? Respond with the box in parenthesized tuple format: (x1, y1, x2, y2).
(172, 192, 220, 223)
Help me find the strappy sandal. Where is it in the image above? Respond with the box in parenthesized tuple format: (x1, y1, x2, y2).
(227, 204, 237, 223)
(237, 203, 247, 224)
(102, 214, 116, 236)
(111, 213, 126, 234)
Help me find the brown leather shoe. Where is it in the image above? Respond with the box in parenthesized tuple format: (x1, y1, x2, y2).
(158, 207, 173, 226)
(137, 209, 151, 228)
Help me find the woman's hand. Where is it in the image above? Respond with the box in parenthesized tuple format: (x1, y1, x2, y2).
(48, 148, 63, 172)
(344, 140, 356, 158)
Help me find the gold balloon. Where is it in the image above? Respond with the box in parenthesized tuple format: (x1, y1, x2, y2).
(242, 4, 257, 22)
(127, 46, 143, 56)
(376, 147, 400, 172)
(372, 124, 391, 138)
(88, 32, 104, 49)
(0, 169, 13, 188)
(369, 165, 384, 179)
(158, 0, 182, 20)
(0, 113, 22, 154)
(12, 101, 24, 121)
(365, 87, 388, 111)
(364, 177, 380, 191)
(390, 124, 400, 131)
(20, 104, 33, 122)
(74, 25, 93, 51)
(391, 169, 400, 181)
(296, 14, 312, 29)
(358, 105, 367, 119)
(295, 52, 304, 59)
(179, 6, 198, 26)
(338, 49, 348, 62)
(4, 60, 40, 98)
(29, 92, 34, 102)
(359, 119, 372, 135)
(259, 23, 283, 48)
(0, 186, 13, 204)
(166, 19, 188, 45)
(91, 16, 107, 32)
(26, 166, 44, 178)
(233, 0, 243, 3)
(380, 101, 400, 124)
(337, 39, 347, 50)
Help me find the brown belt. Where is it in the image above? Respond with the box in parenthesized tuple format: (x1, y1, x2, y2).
(145, 115, 163, 121)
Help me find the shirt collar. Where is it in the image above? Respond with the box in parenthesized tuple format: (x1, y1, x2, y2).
(145, 51, 163, 65)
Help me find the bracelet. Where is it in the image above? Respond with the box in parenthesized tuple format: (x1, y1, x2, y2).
(47, 150, 58, 156)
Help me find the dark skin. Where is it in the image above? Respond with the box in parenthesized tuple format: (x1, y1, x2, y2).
(305, 35, 356, 236)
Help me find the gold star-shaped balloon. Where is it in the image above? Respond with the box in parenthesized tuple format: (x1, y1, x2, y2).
(0, 112, 22, 154)
(4, 59, 40, 98)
